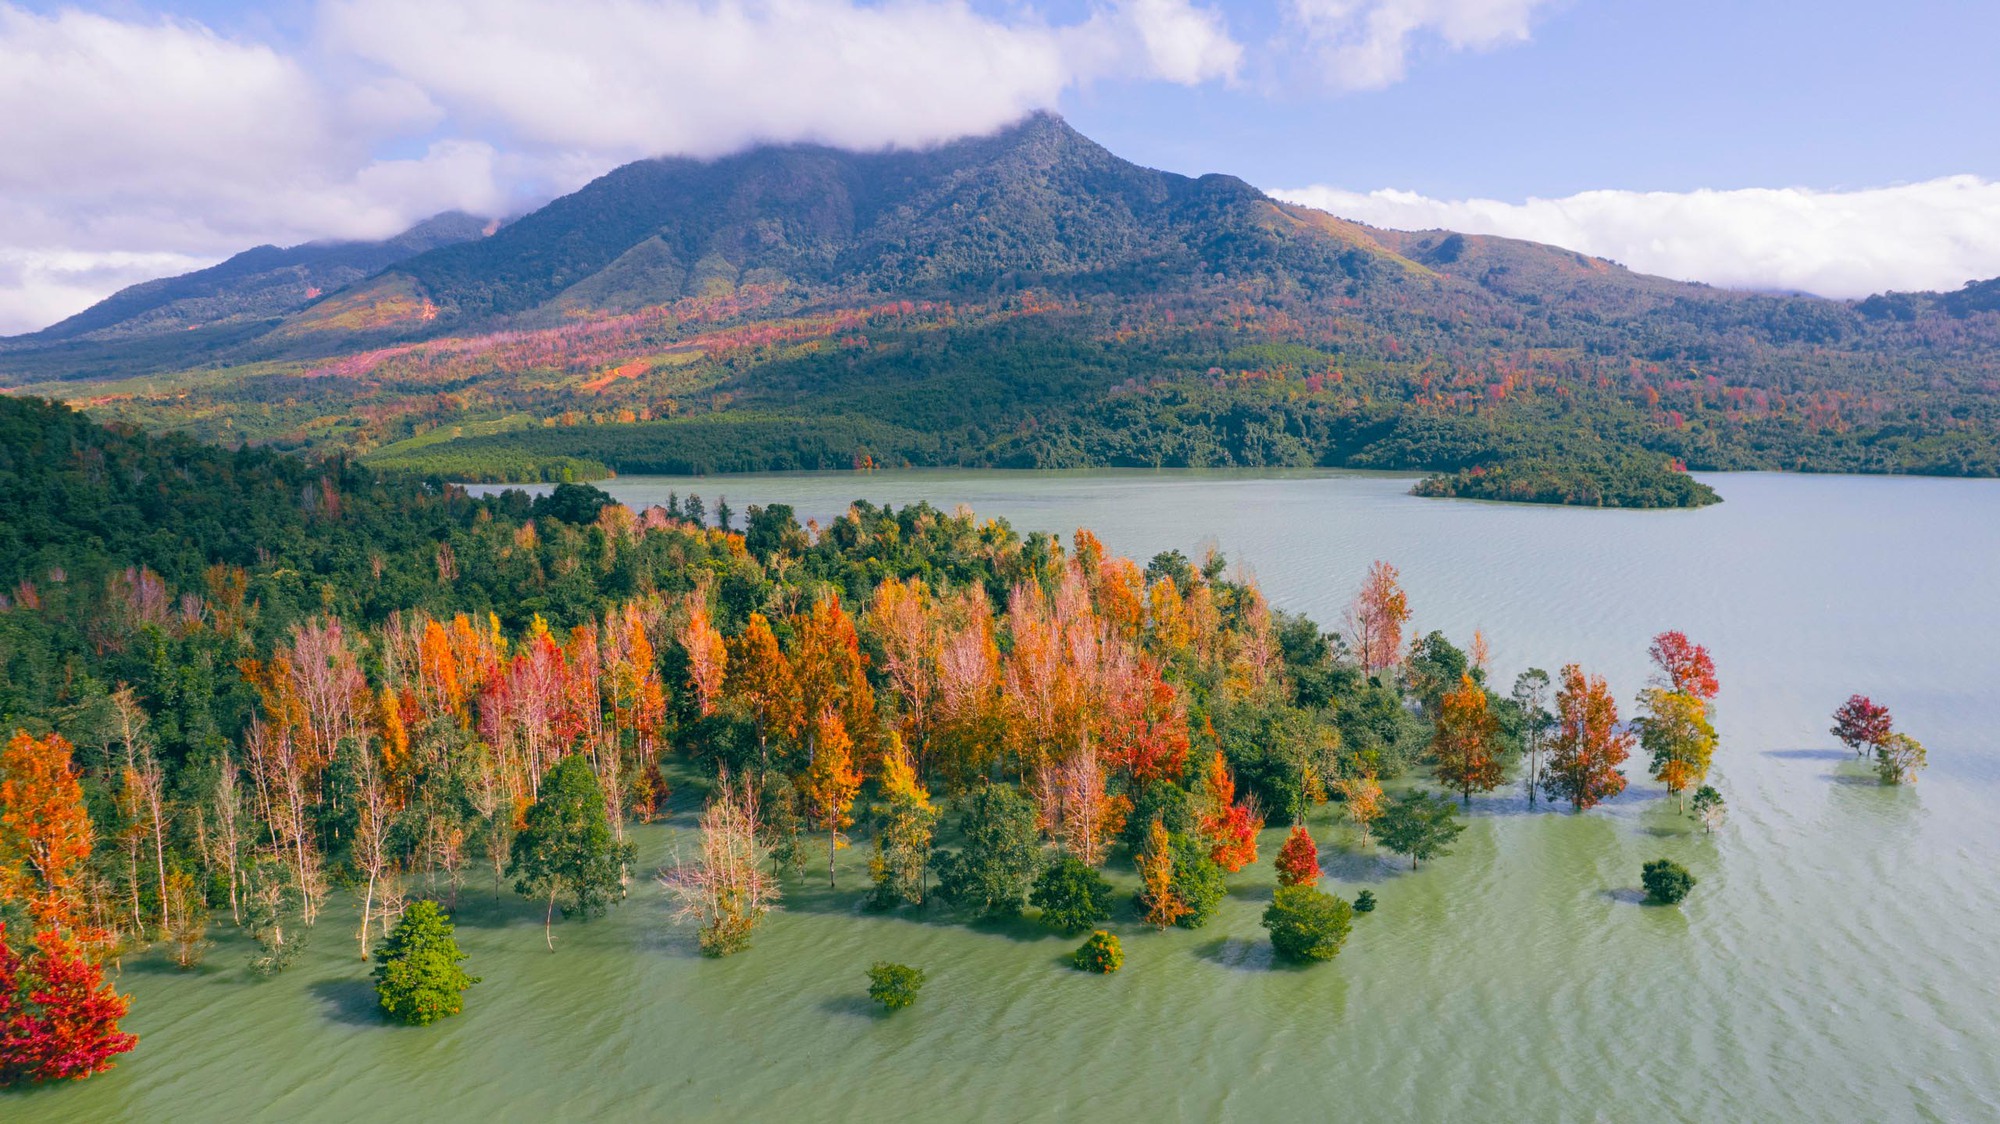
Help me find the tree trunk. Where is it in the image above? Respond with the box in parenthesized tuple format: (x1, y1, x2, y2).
(545, 890, 558, 952)
(359, 869, 377, 960)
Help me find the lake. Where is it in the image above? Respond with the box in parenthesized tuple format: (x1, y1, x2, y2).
(16, 469, 2000, 1121)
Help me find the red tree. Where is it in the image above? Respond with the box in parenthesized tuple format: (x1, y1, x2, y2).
(1275, 825, 1320, 887)
(1830, 695, 1893, 757)
(0, 925, 138, 1085)
(1647, 632, 1719, 699)
(1199, 751, 1262, 872)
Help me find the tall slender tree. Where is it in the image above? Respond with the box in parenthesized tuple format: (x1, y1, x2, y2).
(1511, 669, 1553, 806)
(1431, 674, 1504, 804)
(1347, 561, 1411, 675)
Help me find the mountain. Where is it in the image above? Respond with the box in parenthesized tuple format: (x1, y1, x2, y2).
(5, 114, 2000, 504)
(11, 211, 491, 345)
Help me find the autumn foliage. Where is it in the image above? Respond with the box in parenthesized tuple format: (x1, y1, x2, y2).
(0, 925, 138, 1085)
(1430, 675, 1504, 804)
(1275, 825, 1320, 887)
(1542, 665, 1633, 811)
(1199, 750, 1262, 872)
(1831, 695, 1893, 756)
(0, 732, 95, 934)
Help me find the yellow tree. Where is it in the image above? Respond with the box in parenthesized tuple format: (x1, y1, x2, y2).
(799, 710, 862, 888)
(1637, 687, 1717, 808)
(1135, 819, 1187, 929)
(1336, 773, 1384, 845)
(678, 592, 728, 718)
(791, 593, 878, 766)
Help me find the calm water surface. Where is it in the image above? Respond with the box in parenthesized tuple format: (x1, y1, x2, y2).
(17, 470, 2000, 1122)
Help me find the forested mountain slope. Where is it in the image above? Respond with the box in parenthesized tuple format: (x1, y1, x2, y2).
(5, 114, 2000, 503)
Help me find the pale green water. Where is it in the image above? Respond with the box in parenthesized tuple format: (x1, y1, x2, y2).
(16, 470, 2000, 1122)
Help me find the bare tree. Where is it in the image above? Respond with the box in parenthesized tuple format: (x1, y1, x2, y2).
(662, 774, 779, 957)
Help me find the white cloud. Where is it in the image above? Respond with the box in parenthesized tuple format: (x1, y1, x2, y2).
(1287, 0, 1558, 88)
(321, 0, 1240, 160)
(0, 0, 1244, 335)
(1273, 176, 2000, 297)
(0, 4, 520, 334)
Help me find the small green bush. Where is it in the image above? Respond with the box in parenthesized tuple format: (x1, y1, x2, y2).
(1641, 859, 1696, 905)
(1071, 931, 1124, 974)
(866, 962, 927, 1012)
(373, 900, 479, 1025)
(1031, 857, 1114, 933)
(1262, 885, 1355, 963)
(1352, 889, 1376, 914)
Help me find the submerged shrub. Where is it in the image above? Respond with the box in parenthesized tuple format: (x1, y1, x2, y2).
(867, 962, 927, 1012)
(1262, 885, 1354, 963)
(1641, 859, 1696, 906)
(1071, 931, 1124, 974)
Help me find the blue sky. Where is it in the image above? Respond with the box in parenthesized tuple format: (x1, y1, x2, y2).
(2, 0, 1998, 332)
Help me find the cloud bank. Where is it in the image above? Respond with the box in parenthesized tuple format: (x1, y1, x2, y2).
(0, 0, 1242, 334)
(321, 0, 1239, 160)
(1274, 177, 2000, 298)
(1, 0, 1990, 337)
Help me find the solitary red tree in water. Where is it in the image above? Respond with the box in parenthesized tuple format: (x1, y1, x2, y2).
(1831, 695, 1893, 757)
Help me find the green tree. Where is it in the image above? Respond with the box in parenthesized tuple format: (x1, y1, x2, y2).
(1404, 631, 1472, 714)
(866, 962, 926, 1012)
(1641, 858, 1696, 905)
(508, 754, 636, 950)
(1689, 785, 1726, 834)
(373, 900, 479, 1025)
(933, 785, 1041, 918)
(1262, 884, 1355, 962)
(1159, 832, 1226, 929)
(1376, 789, 1465, 868)
(1119, 780, 1197, 854)
(1029, 857, 1115, 933)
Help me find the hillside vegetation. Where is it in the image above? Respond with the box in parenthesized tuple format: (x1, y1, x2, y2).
(8, 115, 2000, 506)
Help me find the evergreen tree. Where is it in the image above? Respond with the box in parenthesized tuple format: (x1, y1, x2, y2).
(1029, 857, 1114, 932)
(933, 785, 1041, 918)
(1263, 885, 1354, 962)
(373, 900, 479, 1025)
(509, 754, 636, 950)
